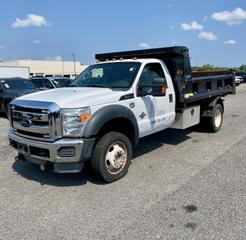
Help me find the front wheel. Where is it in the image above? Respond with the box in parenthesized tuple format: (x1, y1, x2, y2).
(91, 132, 132, 183)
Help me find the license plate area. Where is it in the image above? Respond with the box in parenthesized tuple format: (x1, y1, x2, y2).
(17, 143, 29, 155)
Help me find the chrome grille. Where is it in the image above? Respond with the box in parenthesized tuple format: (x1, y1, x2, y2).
(9, 100, 61, 142)
(12, 109, 51, 139)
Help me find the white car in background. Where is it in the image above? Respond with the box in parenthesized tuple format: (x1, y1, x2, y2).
(235, 75, 243, 86)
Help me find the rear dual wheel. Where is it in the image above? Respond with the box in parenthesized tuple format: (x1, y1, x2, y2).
(201, 104, 223, 132)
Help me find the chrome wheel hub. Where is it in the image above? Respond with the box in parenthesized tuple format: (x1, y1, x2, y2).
(105, 141, 127, 174)
(215, 108, 222, 128)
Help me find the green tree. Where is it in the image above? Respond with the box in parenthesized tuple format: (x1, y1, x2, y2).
(199, 64, 215, 71)
(239, 65, 246, 72)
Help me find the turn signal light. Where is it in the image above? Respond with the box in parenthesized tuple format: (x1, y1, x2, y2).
(80, 113, 90, 122)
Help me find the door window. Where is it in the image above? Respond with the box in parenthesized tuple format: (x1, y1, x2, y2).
(138, 63, 167, 87)
(31, 79, 44, 89)
(0, 83, 3, 91)
(43, 79, 54, 88)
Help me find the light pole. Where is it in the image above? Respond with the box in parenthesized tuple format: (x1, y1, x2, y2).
(62, 49, 64, 77)
(71, 53, 76, 78)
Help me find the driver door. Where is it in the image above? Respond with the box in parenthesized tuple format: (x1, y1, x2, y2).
(135, 63, 174, 137)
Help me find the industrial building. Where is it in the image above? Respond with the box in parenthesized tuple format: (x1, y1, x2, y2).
(0, 66, 30, 78)
(0, 60, 88, 78)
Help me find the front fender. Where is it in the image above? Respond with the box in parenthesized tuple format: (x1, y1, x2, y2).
(83, 105, 139, 145)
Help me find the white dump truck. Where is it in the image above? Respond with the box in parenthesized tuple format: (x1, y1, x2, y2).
(8, 47, 235, 182)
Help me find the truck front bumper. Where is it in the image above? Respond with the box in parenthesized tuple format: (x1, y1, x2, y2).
(8, 129, 95, 173)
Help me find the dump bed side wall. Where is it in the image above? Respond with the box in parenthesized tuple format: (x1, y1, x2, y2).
(180, 71, 235, 107)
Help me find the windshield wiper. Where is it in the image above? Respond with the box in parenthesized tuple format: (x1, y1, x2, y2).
(69, 84, 111, 88)
(87, 84, 107, 88)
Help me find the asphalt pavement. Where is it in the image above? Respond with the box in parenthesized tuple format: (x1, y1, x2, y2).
(0, 84, 246, 240)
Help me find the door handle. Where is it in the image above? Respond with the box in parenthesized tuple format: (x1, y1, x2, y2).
(169, 94, 173, 103)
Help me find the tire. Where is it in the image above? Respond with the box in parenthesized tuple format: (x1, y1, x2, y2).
(206, 104, 223, 132)
(91, 132, 132, 183)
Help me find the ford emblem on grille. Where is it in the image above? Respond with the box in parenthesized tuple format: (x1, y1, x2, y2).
(20, 118, 32, 127)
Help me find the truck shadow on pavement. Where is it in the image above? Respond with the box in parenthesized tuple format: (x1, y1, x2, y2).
(12, 128, 195, 187)
(0, 112, 7, 119)
(133, 128, 193, 158)
(12, 161, 101, 187)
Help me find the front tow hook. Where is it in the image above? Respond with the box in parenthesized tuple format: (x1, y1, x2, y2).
(40, 163, 52, 172)
(15, 154, 25, 161)
(40, 164, 47, 172)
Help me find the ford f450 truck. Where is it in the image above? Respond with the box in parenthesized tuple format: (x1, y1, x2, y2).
(8, 47, 235, 182)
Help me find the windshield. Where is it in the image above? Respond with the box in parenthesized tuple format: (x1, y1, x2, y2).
(51, 78, 70, 88)
(71, 62, 141, 89)
(1, 78, 35, 90)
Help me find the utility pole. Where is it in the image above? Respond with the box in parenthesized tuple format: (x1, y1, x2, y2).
(71, 53, 76, 78)
(62, 49, 64, 77)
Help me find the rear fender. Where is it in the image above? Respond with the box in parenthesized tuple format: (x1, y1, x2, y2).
(201, 97, 224, 117)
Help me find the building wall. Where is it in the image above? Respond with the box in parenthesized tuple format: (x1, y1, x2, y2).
(0, 66, 30, 78)
(0, 60, 88, 78)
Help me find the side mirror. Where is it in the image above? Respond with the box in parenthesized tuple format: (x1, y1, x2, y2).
(152, 77, 167, 96)
(138, 85, 152, 96)
(138, 77, 167, 97)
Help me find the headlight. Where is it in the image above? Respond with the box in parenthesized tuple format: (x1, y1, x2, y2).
(62, 108, 91, 137)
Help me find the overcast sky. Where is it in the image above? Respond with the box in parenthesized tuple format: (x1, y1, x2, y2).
(0, 0, 245, 67)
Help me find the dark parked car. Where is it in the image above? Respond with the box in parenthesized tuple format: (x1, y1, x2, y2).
(49, 77, 71, 88)
(30, 77, 71, 90)
(30, 77, 54, 90)
(0, 78, 35, 113)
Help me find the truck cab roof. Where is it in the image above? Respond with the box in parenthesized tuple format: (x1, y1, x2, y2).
(96, 46, 192, 83)
(96, 58, 163, 65)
